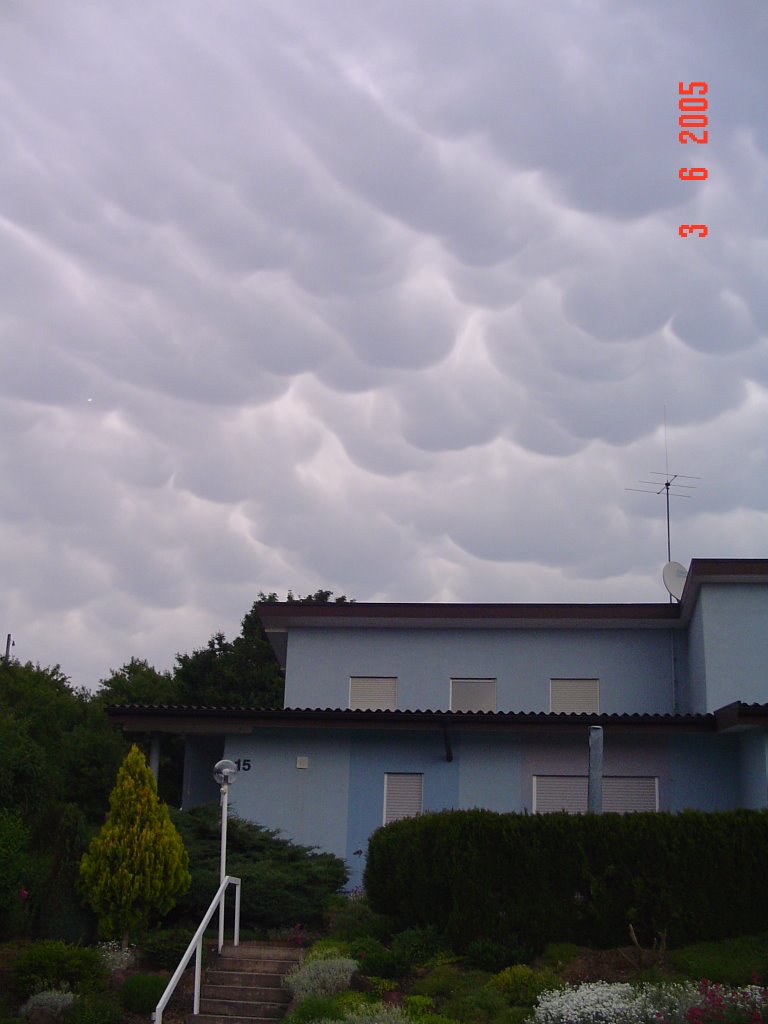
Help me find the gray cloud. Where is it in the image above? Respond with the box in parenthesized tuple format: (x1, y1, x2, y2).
(1, 0, 766, 687)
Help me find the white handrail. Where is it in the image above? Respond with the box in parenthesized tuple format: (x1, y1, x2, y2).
(153, 875, 241, 1024)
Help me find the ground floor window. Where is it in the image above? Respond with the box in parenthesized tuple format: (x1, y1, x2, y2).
(532, 775, 658, 813)
(383, 772, 423, 824)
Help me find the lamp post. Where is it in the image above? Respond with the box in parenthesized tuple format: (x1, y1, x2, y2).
(213, 759, 239, 951)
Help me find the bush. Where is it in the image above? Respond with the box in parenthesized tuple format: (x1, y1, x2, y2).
(286, 994, 347, 1024)
(284, 958, 360, 1002)
(138, 928, 195, 970)
(443, 985, 518, 1024)
(669, 933, 768, 986)
(490, 965, 560, 1005)
(327, 898, 394, 942)
(348, 937, 396, 978)
(403, 995, 436, 1019)
(410, 966, 479, 999)
(537, 943, 581, 971)
(19, 990, 75, 1021)
(365, 809, 768, 951)
(533, 981, 700, 1024)
(170, 807, 348, 933)
(343, 1006, 407, 1024)
(463, 939, 517, 973)
(13, 942, 106, 1000)
(66, 992, 123, 1024)
(307, 940, 354, 963)
(119, 973, 169, 1014)
(391, 928, 444, 974)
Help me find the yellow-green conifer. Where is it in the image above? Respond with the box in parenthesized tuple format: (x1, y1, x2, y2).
(80, 744, 190, 945)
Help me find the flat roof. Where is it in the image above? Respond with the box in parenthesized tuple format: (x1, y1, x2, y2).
(258, 559, 768, 666)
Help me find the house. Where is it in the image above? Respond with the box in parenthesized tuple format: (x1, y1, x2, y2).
(109, 558, 768, 886)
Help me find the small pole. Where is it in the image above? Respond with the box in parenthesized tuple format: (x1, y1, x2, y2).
(588, 726, 603, 814)
(218, 781, 228, 951)
(4, 634, 12, 663)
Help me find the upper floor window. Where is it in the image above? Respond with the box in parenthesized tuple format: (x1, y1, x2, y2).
(451, 678, 497, 713)
(550, 678, 599, 714)
(384, 772, 423, 824)
(349, 676, 397, 711)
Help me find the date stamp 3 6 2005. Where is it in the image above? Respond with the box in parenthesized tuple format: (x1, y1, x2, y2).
(678, 81, 709, 239)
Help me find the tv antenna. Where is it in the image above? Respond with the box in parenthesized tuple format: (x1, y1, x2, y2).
(626, 413, 699, 565)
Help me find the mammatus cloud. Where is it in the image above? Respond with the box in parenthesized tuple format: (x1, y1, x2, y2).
(1, 0, 766, 686)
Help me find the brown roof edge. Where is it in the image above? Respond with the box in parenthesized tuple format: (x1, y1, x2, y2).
(106, 704, 717, 735)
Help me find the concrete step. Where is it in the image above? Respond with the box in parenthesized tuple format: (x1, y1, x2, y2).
(205, 973, 288, 992)
(203, 984, 290, 1003)
(219, 943, 304, 961)
(190, 1016, 284, 1024)
(200, 998, 286, 1018)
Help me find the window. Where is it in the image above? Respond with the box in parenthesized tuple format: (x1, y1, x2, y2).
(532, 775, 659, 814)
(450, 678, 497, 712)
(383, 773, 423, 824)
(349, 677, 397, 711)
(550, 678, 599, 714)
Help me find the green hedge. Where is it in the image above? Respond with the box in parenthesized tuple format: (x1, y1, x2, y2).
(364, 808, 768, 951)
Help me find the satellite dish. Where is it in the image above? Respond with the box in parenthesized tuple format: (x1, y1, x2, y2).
(213, 759, 239, 785)
(663, 561, 688, 601)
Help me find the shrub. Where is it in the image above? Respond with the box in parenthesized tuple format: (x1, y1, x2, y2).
(533, 981, 700, 1024)
(66, 992, 123, 1024)
(284, 958, 360, 1002)
(138, 927, 195, 970)
(443, 985, 518, 1024)
(365, 808, 768, 951)
(491, 965, 560, 1005)
(348, 937, 396, 978)
(119, 973, 170, 1014)
(391, 928, 444, 974)
(306, 940, 354, 963)
(463, 940, 516, 973)
(285, 994, 346, 1024)
(95, 940, 136, 971)
(343, 1005, 408, 1024)
(410, 966, 478, 999)
(403, 995, 436, 1019)
(669, 934, 768, 987)
(327, 898, 394, 942)
(19, 990, 75, 1021)
(13, 942, 106, 1000)
(538, 944, 581, 971)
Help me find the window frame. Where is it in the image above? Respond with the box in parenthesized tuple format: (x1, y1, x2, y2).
(450, 677, 497, 713)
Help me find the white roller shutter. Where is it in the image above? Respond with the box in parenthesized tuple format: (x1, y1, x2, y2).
(550, 678, 599, 714)
(349, 677, 397, 711)
(533, 775, 658, 813)
(383, 773, 423, 824)
(450, 678, 497, 712)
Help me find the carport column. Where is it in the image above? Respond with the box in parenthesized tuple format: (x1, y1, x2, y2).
(588, 725, 603, 813)
(149, 732, 161, 781)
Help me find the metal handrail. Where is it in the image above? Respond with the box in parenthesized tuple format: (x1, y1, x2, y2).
(153, 875, 241, 1024)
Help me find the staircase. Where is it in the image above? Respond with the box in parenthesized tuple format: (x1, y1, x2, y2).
(189, 941, 304, 1024)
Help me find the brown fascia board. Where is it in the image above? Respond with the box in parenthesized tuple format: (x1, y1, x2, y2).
(715, 701, 768, 731)
(107, 704, 717, 735)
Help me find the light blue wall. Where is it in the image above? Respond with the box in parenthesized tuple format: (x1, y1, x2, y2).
(456, 733, 523, 813)
(693, 584, 768, 711)
(223, 730, 351, 866)
(284, 627, 676, 714)
(739, 732, 768, 808)
(347, 728, 459, 885)
(667, 733, 741, 810)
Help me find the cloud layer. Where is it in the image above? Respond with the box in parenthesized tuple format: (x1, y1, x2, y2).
(1, 0, 767, 686)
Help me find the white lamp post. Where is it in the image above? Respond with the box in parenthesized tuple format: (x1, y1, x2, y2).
(213, 759, 239, 951)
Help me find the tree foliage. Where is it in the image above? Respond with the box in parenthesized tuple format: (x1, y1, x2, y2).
(79, 745, 191, 944)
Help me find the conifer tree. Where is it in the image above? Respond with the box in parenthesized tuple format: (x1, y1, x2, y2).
(79, 744, 190, 946)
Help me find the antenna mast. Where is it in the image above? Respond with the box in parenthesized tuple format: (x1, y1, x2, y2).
(626, 415, 699, 566)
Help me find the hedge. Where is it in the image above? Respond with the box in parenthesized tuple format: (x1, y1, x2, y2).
(363, 808, 768, 951)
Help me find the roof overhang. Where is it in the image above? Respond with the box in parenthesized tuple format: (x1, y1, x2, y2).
(107, 704, 721, 736)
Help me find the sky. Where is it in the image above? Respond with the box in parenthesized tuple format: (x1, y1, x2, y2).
(2, 0, 767, 689)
